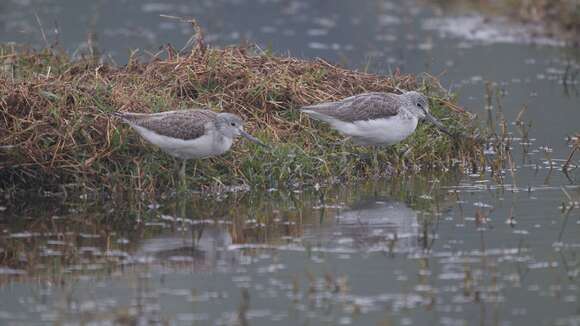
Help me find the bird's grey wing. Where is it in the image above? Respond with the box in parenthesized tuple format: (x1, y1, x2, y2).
(302, 92, 400, 122)
(117, 110, 217, 140)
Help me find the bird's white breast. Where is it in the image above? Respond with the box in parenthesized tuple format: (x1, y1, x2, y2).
(330, 115, 418, 146)
(131, 124, 233, 160)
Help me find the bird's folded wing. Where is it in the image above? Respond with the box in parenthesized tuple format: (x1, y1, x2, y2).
(301, 92, 400, 122)
(118, 110, 216, 140)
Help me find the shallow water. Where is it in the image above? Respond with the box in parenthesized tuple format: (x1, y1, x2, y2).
(1, 0, 580, 325)
(1, 178, 579, 325)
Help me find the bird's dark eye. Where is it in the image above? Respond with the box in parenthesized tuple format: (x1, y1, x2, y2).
(417, 102, 422, 108)
(230, 122, 236, 126)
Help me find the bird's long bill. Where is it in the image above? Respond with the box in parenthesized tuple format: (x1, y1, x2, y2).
(425, 112, 453, 136)
(240, 130, 269, 148)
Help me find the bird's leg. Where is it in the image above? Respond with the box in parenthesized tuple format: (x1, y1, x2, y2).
(192, 161, 198, 180)
(372, 146, 380, 174)
(396, 145, 411, 171)
(180, 159, 187, 180)
(178, 159, 187, 193)
(339, 138, 350, 169)
(399, 144, 410, 157)
(173, 158, 181, 183)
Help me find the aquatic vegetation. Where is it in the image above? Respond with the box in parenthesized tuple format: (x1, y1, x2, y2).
(564, 133, 580, 171)
(0, 38, 482, 194)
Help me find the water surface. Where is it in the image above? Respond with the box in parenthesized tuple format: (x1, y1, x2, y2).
(1, 177, 579, 325)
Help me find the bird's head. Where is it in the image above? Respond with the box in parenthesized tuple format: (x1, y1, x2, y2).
(215, 113, 267, 147)
(402, 91, 448, 132)
(404, 91, 430, 119)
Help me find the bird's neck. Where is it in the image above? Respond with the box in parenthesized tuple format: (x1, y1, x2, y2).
(212, 130, 234, 150)
(400, 108, 418, 120)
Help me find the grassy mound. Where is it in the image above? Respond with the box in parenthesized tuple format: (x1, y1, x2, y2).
(0, 42, 482, 194)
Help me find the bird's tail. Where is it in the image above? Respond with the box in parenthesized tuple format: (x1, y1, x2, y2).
(111, 111, 125, 118)
(300, 108, 336, 124)
(300, 108, 324, 120)
(111, 111, 131, 122)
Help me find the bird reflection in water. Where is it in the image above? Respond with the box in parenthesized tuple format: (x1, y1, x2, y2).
(135, 225, 235, 271)
(304, 199, 420, 254)
(134, 197, 422, 270)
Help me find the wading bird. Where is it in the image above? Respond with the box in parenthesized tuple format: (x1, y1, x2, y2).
(301, 91, 449, 146)
(115, 109, 266, 188)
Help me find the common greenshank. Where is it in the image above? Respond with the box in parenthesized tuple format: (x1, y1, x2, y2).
(114, 109, 266, 186)
(301, 91, 449, 146)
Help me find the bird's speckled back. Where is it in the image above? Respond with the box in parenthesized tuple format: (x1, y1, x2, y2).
(301, 92, 406, 122)
(116, 109, 217, 140)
